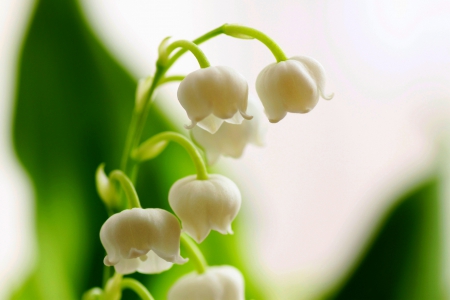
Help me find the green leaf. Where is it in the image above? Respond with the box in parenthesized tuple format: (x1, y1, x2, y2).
(11, 0, 265, 299)
(322, 177, 445, 300)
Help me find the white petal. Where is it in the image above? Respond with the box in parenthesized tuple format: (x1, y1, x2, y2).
(177, 66, 249, 129)
(256, 57, 331, 121)
(114, 258, 140, 275)
(290, 56, 334, 100)
(167, 266, 245, 300)
(169, 175, 241, 243)
(224, 111, 244, 125)
(197, 114, 224, 134)
(209, 66, 248, 120)
(178, 70, 213, 122)
(137, 251, 173, 274)
(192, 97, 268, 164)
(144, 209, 188, 264)
(100, 208, 187, 270)
(256, 63, 288, 122)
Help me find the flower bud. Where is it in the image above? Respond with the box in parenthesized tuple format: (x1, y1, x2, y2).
(100, 208, 187, 274)
(177, 66, 252, 134)
(169, 174, 241, 243)
(167, 266, 245, 300)
(192, 97, 268, 164)
(135, 76, 153, 112)
(256, 55, 333, 123)
(95, 164, 119, 209)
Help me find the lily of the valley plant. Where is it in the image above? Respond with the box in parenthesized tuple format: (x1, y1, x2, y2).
(83, 23, 333, 300)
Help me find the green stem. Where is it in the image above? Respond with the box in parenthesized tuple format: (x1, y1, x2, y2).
(120, 26, 224, 178)
(181, 233, 208, 274)
(166, 40, 210, 68)
(120, 65, 165, 176)
(133, 132, 208, 180)
(121, 278, 155, 300)
(223, 24, 288, 62)
(109, 170, 141, 208)
(102, 265, 111, 288)
(166, 26, 224, 70)
(158, 75, 186, 85)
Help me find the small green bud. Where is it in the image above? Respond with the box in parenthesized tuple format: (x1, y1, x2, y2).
(95, 163, 119, 209)
(82, 287, 103, 300)
(135, 76, 153, 113)
(157, 36, 172, 67)
(132, 138, 168, 162)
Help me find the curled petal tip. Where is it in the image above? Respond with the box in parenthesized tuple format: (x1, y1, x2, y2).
(104, 256, 116, 266)
(321, 91, 334, 100)
(240, 111, 253, 120)
(184, 122, 197, 130)
(174, 255, 189, 264)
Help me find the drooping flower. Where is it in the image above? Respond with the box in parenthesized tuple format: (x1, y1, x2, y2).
(177, 66, 252, 134)
(169, 174, 241, 243)
(100, 208, 187, 274)
(167, 266, 245, 300)
(192, 97, 268, 164)
(256, 55, 333, 123)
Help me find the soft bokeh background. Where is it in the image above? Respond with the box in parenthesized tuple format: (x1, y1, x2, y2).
(1, 0, 450, 299)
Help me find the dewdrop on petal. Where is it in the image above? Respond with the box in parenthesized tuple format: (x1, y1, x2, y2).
(256, 55, 333, 123)
(100, 208, 187, 274)
(177, 66, 252, 134)
(169, 174, 241, 243)
(167, 266, 245, 300)
(192, 97, 268, 164)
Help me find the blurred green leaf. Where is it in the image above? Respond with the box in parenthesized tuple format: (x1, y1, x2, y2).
(11, 0, 264, 299)
(321, 177, 445, 300)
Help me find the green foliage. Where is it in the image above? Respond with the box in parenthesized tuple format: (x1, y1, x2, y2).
(322, 177, 445, 300)
(11, 0, 264, 299)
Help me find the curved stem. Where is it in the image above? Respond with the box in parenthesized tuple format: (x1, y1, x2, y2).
(166, 26, 224, 70)
(121, 278, 155, 300)
(223, 24, 288, 62)
(120, 26, 224, 179)
(109, 170, 141, 208)
(181, 233, 208, 274)
(134, 132, 208, 180)
(158, 75, 186, 85)
(166, 40, 210, 68)
(121, 65, 165, 176)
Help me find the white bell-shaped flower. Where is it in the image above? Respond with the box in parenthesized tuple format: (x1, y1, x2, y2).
(192, 97, 268, 164)
(167, 266, 245, 300)
(169, 174, 241, 243)
(100, 208, 187, 275)
(177, 66, 252, 134)
(256, 55, 333, 123)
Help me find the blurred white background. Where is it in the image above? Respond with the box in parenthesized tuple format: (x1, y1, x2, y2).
(2, 0, 450, 299)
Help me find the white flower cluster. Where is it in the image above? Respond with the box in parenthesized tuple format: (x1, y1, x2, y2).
(92, 24, 333, 299)
(181, 57, 332, 164)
